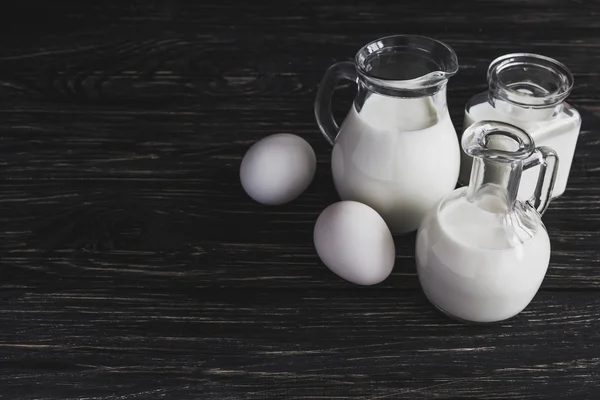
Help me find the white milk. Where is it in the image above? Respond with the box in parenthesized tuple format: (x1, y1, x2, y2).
(416, 196, 550, 323)
(332, 94, 460, 234)
(460, 102, 581, 200)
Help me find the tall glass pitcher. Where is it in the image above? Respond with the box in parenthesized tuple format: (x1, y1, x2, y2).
(416, 121, 559, 323)
(315, 35, 460, 234)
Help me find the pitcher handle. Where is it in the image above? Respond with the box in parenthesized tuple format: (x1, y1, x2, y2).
(524, 146, 559, 215)
(314, 61, 358, 146)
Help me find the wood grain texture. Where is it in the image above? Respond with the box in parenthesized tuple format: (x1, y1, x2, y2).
(2, 0, 600, 399)
(1, 179, 600, 292)
(1, 290, 600, 400)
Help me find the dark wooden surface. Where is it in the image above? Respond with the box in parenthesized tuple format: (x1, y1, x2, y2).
(2, 1, 600, 399)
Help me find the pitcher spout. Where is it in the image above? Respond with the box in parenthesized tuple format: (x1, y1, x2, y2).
(355, 35, 458, 97)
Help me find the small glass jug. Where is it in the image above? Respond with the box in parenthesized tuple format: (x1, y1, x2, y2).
(314, 35, 460, 234)
(416, 120, 559, 323)
(459, 53, 580, 200)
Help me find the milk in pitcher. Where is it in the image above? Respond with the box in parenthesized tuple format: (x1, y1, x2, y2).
(332, 94, 459, 233)
(417, 195, 550, 323)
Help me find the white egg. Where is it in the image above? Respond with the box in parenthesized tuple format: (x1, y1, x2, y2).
(240, 134, 316, 205)
(314, 201, 395, 285)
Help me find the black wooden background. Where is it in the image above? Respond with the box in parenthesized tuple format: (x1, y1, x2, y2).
(2, 1, 600, 399)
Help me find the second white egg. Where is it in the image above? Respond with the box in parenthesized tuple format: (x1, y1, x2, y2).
(314, 201, 396, 285)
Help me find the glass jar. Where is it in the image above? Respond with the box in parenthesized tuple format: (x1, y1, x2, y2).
(458, 53, 580, 200)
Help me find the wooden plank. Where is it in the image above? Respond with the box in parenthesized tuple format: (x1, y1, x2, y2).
(0, 31, 598, 110)
(2, 180, 600, 290)
(3, 1, 600, 48)
(0, 26, 598, 181)
(0, 289, 599, 399)
(0, 103, 598, 180)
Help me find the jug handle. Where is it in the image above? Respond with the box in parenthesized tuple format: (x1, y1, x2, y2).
(314, 61, 357, 146)
(523, 146, 559, 216)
